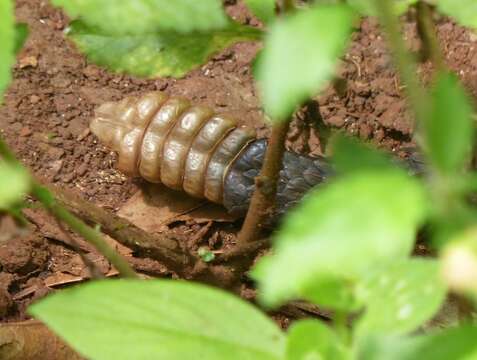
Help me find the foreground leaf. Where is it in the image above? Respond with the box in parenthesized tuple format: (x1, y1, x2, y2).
(244, 0, 276, 25)
(435, 0, 477, 30)
(30, 280, 285, 360)
(331, 134, 396, 175)
(52, 0, 228, 35)
(0, 163, 30, 210)
(356, 259, 446, 337)
(347, 0, 417, 17)
(255, 4, 355, 121)
(67, 20, 261, 78)
(358, 325, 477, 360)
(286, 319, 348, 360)
(425, 72, 474, 174)
(252, 170, 427, 308)
(0, 0, 15, 103)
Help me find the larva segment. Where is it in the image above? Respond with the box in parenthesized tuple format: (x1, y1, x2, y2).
(139, 97, 190, 183)
(89, 92, 166, 176)
(160, 106, 214, 190)
(117, 93, 167, 175)
(204, 127, 256, 203)
(183, 115, 236, 198)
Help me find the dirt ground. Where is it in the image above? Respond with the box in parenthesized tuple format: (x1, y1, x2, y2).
(0, 0, 476, 323)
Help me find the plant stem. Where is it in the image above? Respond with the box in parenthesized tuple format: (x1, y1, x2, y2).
(47, 183, 193, 273)
(373, 0, 429, 124)
(283, 0, 295, 12)
(31, 183, 138, 278)
(416, 1, 445, 71)
(237, 120, 291, 244)
(237, 1, 295, 244)
(333, 310, 350, 345)
(54, 218, 105, 279)
(0, 136, 137, 278)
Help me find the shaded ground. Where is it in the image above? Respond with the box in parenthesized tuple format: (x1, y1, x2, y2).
(0, 0, 476, 322)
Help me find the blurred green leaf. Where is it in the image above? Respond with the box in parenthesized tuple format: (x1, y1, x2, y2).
(435, 0, 477, 30)
(347, 0, 417, 17)
(355, 259, 446, 337)
(14, 23, 28, 54)
(252, 170, 427, 309)
(244, 0, 276, 24)
(30, 280, 285, 360)
(53, 0, 229, 35)
(331, 134, 396, 174)
(67, 20, 261, 78)
(300, 276, 358, 312)
(0, 163, 30, 210)
(0, 0, 15, 103)
(425, 72, 474, 174)
(358, 325, 477, 360)
(255, 4, 355, 121)
(286, 319, 348, 360)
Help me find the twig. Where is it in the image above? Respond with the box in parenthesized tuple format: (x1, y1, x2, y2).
(304, 100, 330, 155)
(236, 0, 295, 245)
(416, 1, 445, 71)
(44, 182, 195, 275)
(215, 238, 269, 263)
(373, 0, 430, 126)
(31, 183, 138, 278)
(54, 218, 104, 279)
(237, 120, 291, 244)
(282, 0, 295, 12)
(0, 136, 137, 278)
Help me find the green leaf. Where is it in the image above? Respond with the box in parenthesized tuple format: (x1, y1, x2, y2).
(14, 23, 28, 54)
(347, 0, 417, 17)
(358, 325, 477, 360)
(252, 170, 427, 309)
(424, 72, 474, 174)
(0, 0, 15, 103)
(67, 20, 261, 78)
(244, 0, 276, 24)
(355, 259, 447, 337)
(286, 319, 348, 360)
(255, 4, 355, 121)
(0, 163, 30, 210)
(52, 0, 229, 35)
(29, 279, 285, 360)
(331, 134, 396, 175)
(435, 0, 477, 30)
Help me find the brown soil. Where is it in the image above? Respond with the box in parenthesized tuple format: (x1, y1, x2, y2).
(0, 0, 476, 323)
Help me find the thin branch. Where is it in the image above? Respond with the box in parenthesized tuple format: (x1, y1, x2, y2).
(31, 183, 138, 278)
(282, 0, 295, 12)
(47, 183, 194, 275)
(237, 120, 291, 244)
(373, 0, 430, 126)
(214, 238, 269, 263)
(54, 218, 104, 279)
(0, 136, 137, 278)
(416, 1, 445, 71)
(236, 0, 296, 245)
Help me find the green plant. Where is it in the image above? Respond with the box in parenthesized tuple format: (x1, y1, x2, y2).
(2, 0, 477, 359)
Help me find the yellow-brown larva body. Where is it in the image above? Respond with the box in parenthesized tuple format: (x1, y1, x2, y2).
(90, 91, 256, 204)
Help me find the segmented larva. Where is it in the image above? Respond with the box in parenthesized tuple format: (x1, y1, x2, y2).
(90, 91, 256, 204)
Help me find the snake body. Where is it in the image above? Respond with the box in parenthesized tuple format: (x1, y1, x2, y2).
(90, 91, 417, 220)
